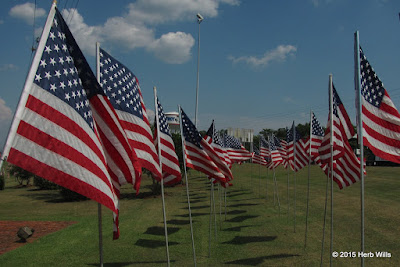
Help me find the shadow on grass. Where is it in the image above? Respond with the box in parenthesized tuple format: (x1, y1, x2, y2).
(144, 226, 180, 236)
(223, 225, 255, 232)
(228, 203, 259, 208)
(226, 215, 259, 223)
(224, 253, 300, 266)
(180, 200, 204, 204)
(181, 205, 209, 210)
(87, 260, 177, 266)
(174, 212, 209, 217)
(226, 192, 252, 198)
(167, 219, 194, 225)
(226, 209, 247, 215)
(223, 235, 277, 245)
(19, 192, 88, 204)
(135, 238, 179, 248)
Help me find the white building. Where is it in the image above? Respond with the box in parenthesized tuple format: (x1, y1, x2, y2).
(165, 111, 180, 134)
(227, 127, 254, 143)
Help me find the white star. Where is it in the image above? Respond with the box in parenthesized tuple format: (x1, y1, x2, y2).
(50, 58, 56, 66)
(45, 72, 52, 80)
(35, 74, 42, 82)
(45, 46, 52, 54)
(65, 93, 71, 101)
(50, 84, 57, 91)
(60, 81, 66, 89)
(54, 44, 60, 53)
(40, 60, 47, 68)
(54, 70, 61, 78)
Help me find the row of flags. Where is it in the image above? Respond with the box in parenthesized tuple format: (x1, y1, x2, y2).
(2, 3, 400, 248)
(0, 2, 254, 240)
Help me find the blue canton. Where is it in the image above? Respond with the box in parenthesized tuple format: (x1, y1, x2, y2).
(156, 98, 171, 136)
(312, 113, 324, 137)
(181, 109, 202, 148)
(34, 9, 99, 129)
(359, 47, 385, 108)
(99, 48, 143, 119)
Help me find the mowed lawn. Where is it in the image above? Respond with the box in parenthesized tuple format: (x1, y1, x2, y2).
(0, 164, 399, 266)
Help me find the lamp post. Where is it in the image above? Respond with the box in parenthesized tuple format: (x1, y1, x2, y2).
(194, 13, 203, 127)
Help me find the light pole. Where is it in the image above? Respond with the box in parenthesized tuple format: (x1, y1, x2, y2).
(194, 13, 203, 127)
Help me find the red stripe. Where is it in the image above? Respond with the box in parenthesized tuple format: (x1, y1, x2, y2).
(91, 96, 134, 159)
(17, 121, 111, 186)
(122, 120, 154, 141)
(362, 105, 400, 139)
(26, 95, 105, 166)
(8, 148, 116, 212)
(97, 126, 133, 184)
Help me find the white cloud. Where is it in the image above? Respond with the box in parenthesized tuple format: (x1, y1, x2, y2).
(229, 45, 297, 68)
(148, 32, 195, 64)
(9, 3, 46, 25)
(125, 0, 238, 25)
(102, 17, 155, 50)
(58, 0, 238, 63)
(0, 98, 13, 123)
(61, 9, 103, 55)
(0, 64, 18, 72)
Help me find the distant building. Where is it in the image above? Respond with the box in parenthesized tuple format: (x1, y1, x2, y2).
(165, 111, 180, 134)
(227, 127, 254, 143)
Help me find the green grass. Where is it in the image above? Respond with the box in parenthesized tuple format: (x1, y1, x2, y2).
(0, 164, 399, 266)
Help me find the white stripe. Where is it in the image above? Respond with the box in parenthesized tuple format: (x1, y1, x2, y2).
(19, 102, 108, 176)
(13, 134, 116, 205)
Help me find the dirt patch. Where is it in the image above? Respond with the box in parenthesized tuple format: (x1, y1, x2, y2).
(0, 220, 77, 255)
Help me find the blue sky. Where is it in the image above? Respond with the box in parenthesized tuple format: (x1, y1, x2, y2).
(1, 0, 400, 150)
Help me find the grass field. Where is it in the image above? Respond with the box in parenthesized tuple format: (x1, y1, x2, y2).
(0, 164, 399, 266)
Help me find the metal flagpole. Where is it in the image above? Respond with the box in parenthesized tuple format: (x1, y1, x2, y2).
(213, 182, 217, 238)
(354, 30, 365, 267)
(287, 141, 290, 222)
(208, 180, 213, 257)
(329, 74, 334, 267)
(194, 14, 203, 127)
(218, 183, 222, 230)
(305, 110, 312, 249)
(95, 42, 104, 267)
(178, 106, 197, 266)
(273, 167, 281, 216)
(320, 168, 330, 267)
(293, 121, 297, 233)
(154, 87, 170, 267)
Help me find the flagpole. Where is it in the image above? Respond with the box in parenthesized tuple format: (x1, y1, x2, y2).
(95, 42, 104, 267)
(305, 110, 312, 249)
(354, 30, 365, 267)
(178, 106, 197, 266)
(320, 168, 330, 267)
(154, 87, 171, 267)
(293, 121, 297, 233)
(329, 74, 334, 267)
(208, 179, 213, 257)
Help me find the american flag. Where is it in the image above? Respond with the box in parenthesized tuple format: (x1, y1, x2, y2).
(320, 84, 362, 189)
(259, 137, 270, 159)
(2, 6, 129, 229)
(358, 47, 400, 164)
(252, 145, 267, 166)
(304, 112, 326, 170)
(223, 134, 252, 163)
(154, 97, 181, 185)
(99, 48, 162, 192)
(268, 134, 284, 169)
(180, 109, 228, 184)
(205, 121, 232, 169)
(286, 123, 308, 171)
(319, 85, 355, 164)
